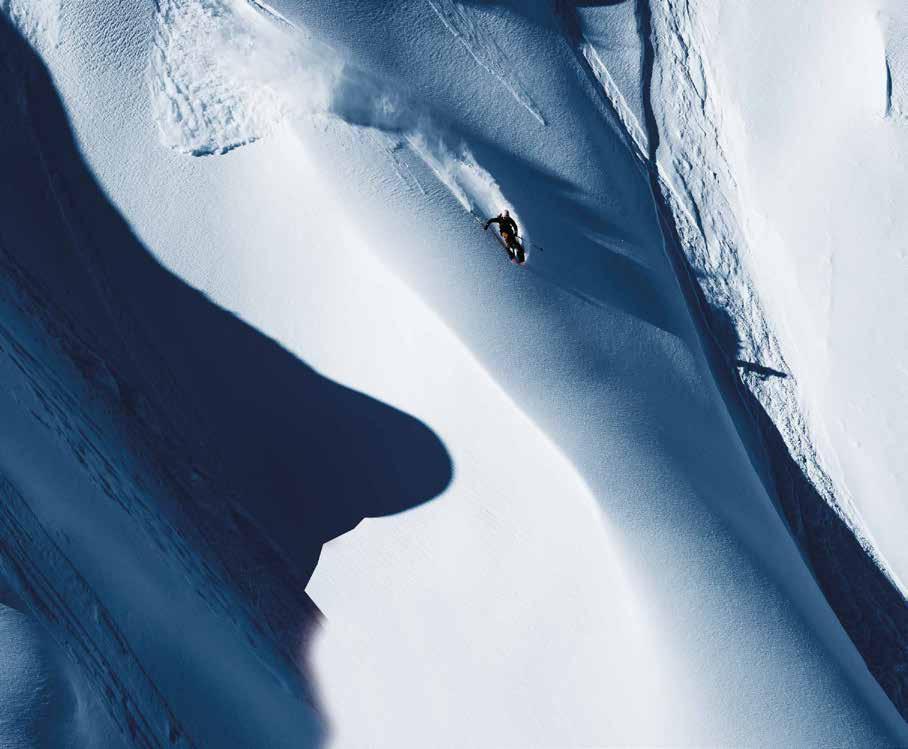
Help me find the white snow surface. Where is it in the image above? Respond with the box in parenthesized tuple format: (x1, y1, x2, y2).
(0, 0, 59, 52)
(0, 1, 906, 747)
(883, 7, 908, 121)
(643, 0, 908, 597)
(713, 0, 908, 596)
(150, 0, 335, 155)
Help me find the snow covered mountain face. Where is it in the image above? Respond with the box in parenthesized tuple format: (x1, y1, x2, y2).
(0, 0, 906, 746)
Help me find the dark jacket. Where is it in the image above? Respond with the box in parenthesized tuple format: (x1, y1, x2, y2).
(484, 214, 519, 237)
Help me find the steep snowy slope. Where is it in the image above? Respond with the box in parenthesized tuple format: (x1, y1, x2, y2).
(603, 0, 908, 717)
(707, 0, 908, 592)
(1, 0, 906, 746)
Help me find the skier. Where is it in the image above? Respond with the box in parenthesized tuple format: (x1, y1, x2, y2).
(484, 210, 525, 263)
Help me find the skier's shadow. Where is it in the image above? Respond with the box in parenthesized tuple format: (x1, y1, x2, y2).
(0, 6, 451, 669)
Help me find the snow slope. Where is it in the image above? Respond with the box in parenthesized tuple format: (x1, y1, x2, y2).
(599, 0, 908, 716)
(0, 0, 906, 746)
(704, 0, 908, 594)
(0, 590, 122, 749)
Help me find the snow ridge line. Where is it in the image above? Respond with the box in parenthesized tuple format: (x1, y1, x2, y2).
(0, 474, 192, 749)
(642, 0, 892, 584)
(578, 2, 883, 566)
(636, 0, 908, 720)
(424, 0, 546, 125)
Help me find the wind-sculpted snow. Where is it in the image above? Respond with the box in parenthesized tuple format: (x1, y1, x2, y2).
(0, 590, 121, 748)
(0, 0, 58, 52)
(0, 16, 338, 743)
(150, 0, 338, 155)
(6, 0, 908, 744)
(151, 0, 517, 236)
(0, 246, 323, 747)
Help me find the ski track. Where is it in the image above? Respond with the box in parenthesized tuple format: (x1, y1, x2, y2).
(424, 0, 546, 126)
(362, 124, 523, 246)
(580, 42, 649, 158)
(329, 68, 517, 228)
(405, 130, 520, 227)
(366, 131, 428, 198)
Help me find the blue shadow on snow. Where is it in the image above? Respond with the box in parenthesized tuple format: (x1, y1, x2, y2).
(0, 13, 452, 744)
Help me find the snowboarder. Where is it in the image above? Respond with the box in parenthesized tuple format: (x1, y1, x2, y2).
(484, 210, 525, 264)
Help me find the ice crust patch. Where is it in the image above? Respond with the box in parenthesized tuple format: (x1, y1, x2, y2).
(151, 0, 514, 227)
(0, 0, 60, 52)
